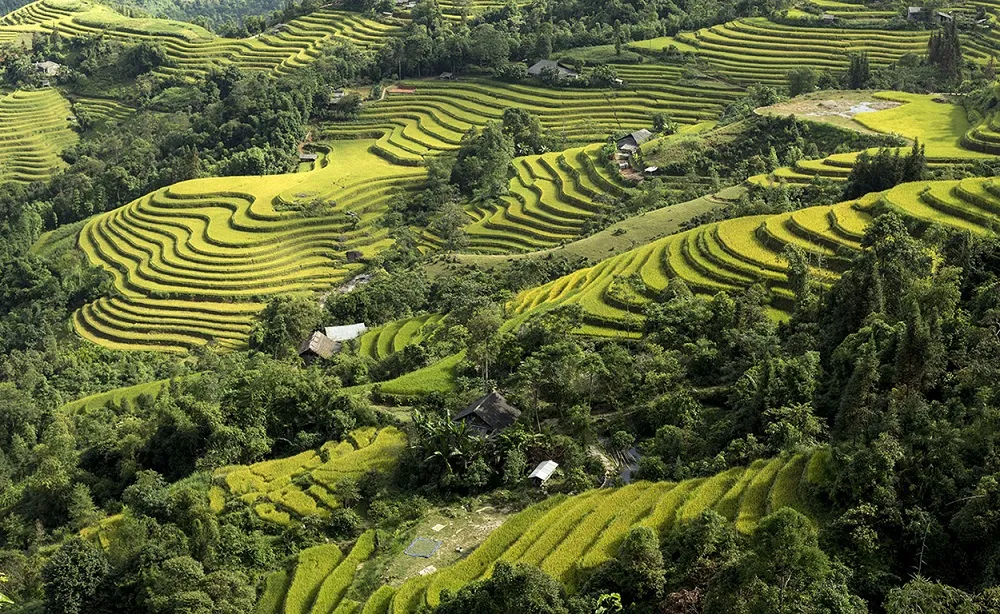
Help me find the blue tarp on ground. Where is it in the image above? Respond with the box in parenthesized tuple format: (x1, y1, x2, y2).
(404, 537, 442, 558)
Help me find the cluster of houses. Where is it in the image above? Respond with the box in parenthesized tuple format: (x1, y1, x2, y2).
(811, 6, 964, 24)
(434, 59, 588, 84)
(298, 328, 562, 485)
(906, 6, 955, 24)
(300, 329, 564, 484)
(452, 390, 559, 486)
(383, 0, 417, 16)
(614, 128, 658, 176)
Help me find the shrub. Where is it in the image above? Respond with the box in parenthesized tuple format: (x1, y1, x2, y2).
(329, 509, 363, 539)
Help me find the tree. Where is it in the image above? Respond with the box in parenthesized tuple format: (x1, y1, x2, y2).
(704, 508, 866, 614)
(787, 67, 817, 97)
(450, 120, 515, 201)
(428, 201, 470, 251)
(501, 108, 548, 156)
(842, 141, 925, 199)
(583, 527, 665, 607)
(845, 52, 870, 89)
(762, 402, 825, 452)
(609, 430, 634, 452)
(436, 561, 572, 614)
(469, 23, 510, 69)
(42, 540, 110, 614)
(653, 112, 676, 135)
(249, 295, 324, 359)
(465, 303, 504, 390)
(662, 510, 740, 591)
(885, 577, 976, 614)
(927, 20, 962, 81)
(587, 64, 619, 88)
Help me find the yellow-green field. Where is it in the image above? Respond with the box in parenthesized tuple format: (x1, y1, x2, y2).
(669, 18, 939, 86)
(0, 88, 77, 184)
(324, 67, 744, 164)
(754, 92, 994, 187)
(339, 450, 824, 614)
(0, 0, 401, 76)
(74, 140, 427, 352)
(215, 426, 406, 526)
(509, 175, 1000, 336)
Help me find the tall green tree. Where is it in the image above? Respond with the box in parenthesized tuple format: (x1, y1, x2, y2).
(436, 561, 573, 614)
(42, 540, 109, 614)
(249, 295, 324, 359)
(450, 120, 515, 201)
(704, 508, 867, 614)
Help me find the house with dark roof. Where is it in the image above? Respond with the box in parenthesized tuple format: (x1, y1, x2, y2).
(453, 391, 521, 436)
(616, 129, 654, 152)
(298, 331, 337, 364)
(526, 59, 578, 80)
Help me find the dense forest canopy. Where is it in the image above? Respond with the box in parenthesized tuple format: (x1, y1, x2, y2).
(1, 0, 1000, 613)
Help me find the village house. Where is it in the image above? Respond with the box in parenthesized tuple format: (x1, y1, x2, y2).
(616, 128, 654, 153)
(526, 59, 578, 80)
(324, 323, 367, 344)
(297, 331, 337, 365)
(297, 323, 367, 363)
(453, 391, 521, 437)
(33, 60, 61, 76)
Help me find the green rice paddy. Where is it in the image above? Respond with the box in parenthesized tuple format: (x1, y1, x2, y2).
(370, 450, 824, 614)
(324, 68, 744, 165)
(73, 139, 426, 352)
(509, 175, 1000, 336)
(670, 18, 938, 86)
(753, 92, 993, 187)
(0, 0, 402, 76)
(0, 88, 77, 184)
(216, 427, 406, 526)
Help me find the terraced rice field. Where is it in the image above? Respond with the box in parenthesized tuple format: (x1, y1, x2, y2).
(324, 67, 743, 164)
(672, 18, 933, 86)
(960, 0, 1000, 59)
(217, 427, 406, 526)
(0, 0, 401, 76)
(0, 88, 77, 184)
(509, 175, 1000, 336)
(375, 451, 824, 614)
(963, 107, 1000, 155)
(256, 531, 377, 614)
(74, 139, 426, 352)
(755, 92, 993, 187)
(434, 0, 531, 20)
(802, 0, 897, 22)
(453, 144, 628, 252)
(358, 313, 445, 361)
(72, 96, 133, 126)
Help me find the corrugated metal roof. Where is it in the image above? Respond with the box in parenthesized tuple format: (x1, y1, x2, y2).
(529, 460, 559, 482)
(324, 323, 367, 342)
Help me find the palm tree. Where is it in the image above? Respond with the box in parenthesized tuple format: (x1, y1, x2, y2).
(412, 410, 482, 475)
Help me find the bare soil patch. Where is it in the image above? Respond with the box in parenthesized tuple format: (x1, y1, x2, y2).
(756, 90, 902, 134)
